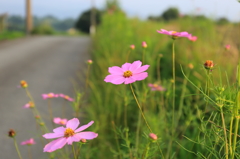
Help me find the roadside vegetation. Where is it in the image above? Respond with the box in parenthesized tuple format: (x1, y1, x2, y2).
(6, 1, 240, 159)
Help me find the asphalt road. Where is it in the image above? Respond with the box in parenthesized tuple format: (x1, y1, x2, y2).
(0, 36, 91, 159)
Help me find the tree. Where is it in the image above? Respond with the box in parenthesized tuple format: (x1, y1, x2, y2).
(161, 7, 179, 21)
(75, 9, 101, 34)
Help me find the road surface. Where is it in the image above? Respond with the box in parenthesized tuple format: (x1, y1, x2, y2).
(0, 36, 91, 159)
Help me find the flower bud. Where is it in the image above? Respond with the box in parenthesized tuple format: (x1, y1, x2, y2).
(142, 41, 147, 48)
(20, 80, 28, 88)
(225, 44, 230, 50)
(80, 139, 87, 143)
(87, 60, 93, 65)
(130, 45, 135, 50)
(8, 129, 16, 138)
(149, 133, 157, 141)
(188, 63, 194, 69)
(204, 60, 214, 70)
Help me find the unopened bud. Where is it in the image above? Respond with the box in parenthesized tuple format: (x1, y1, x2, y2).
(149, 133, 157, 141)
(204, 60, 214, 70)
(188, 63, 194, 69)
(20, 80, 28, 88)
(87, 60, 93, 65)
(80, 139, 87, 143)
(130, 45, 135, 50)
(142, 41, 147, 48)
(8, 129, 16, 138)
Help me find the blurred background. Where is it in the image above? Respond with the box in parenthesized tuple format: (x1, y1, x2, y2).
(0, 0, 239, 39)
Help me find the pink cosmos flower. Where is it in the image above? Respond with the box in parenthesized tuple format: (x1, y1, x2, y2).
(104, 60, 149, 85)
(142, 41, 147, 48)
(43, 118, 98, 152)
(53, 117, 68, 125)
(21, 138, 36, 145)
(225, 44, 230, 50)
(157, 29, 191, 39)
(148, 83, 166, 91)
(42, 93, 59, 100)
(188, 35, 197, 42)
(59, 94, 74, 102)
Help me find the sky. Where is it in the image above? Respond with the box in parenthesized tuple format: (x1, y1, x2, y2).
(0, 0, 239, 22)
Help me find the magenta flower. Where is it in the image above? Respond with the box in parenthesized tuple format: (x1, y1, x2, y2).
(188, 35, 197, 42)
(148, 83, 166, 91)
(43, 118, 98, 152)
(53, 117, 68, 125)
(42, 93, 59, 100)
(157, 29, 191, 39)
(59, 94, 74, 102)
(21, 138, 36, 145)
(225, 44, 230, 50)
(104, 60, 149, 85)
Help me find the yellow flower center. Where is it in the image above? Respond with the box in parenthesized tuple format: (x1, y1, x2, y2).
(123, 70, 133, 78)
(64, 128, 75, 137)
(47, 94, 54, 98)
(171, 31, 177, 34)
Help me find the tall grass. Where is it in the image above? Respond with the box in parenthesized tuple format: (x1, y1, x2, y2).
(83, 10, 240, 158)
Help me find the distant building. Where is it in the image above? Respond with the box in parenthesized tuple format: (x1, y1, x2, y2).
(0, 13, 8, 32)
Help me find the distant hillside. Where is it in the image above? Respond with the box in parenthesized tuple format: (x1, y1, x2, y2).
(7, 15, 76, 32)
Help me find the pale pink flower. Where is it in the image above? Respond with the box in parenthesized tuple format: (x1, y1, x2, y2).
(148, 83, 166, 91)
(188, 35, 197, 42)
(142, 41, 147, 48)
(43, 118, 98, 152)
(42, 93, 59, 100)
(21, 138, 36, 145)
(104, 60, 149, 85)
(130, 44, 135, 50)
(53, 117, 67, 125)
(59, 94, 74, 102)
(157, 29, 191, 39)
(225, 44, 230, 50)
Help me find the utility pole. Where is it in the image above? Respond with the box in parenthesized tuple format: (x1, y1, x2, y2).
(90, 0, 96, 36)
(26, 0, 33, 35)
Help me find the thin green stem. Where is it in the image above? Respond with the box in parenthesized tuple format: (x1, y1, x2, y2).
(172, 40, 175, 130)
(72, 144, 77, 159)
(13, 137, 23, 159)
(157, 54, 162, 83)
(229, 115, 234, 156)
(85, 64, 91, 90)
(142, 48, 146, 64)
(135, 110, 142, 152)
(25, 88, 48, 132)
(126, 49, 131, 62)
(129, 84, 165, 158)
(28, 146, 32, 159)
(142, 142, 151, 159)
(231, 117, 239, 159)
(204, 70, 210, 113)
(220, 107, 229, 159)
(129, 84, 152, 132)
(47, 99, 54, 128)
